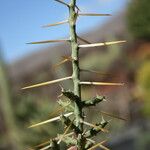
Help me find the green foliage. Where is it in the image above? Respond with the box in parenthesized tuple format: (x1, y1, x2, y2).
(127, 0, 150, 40)
(136, 60, 150, 116)
(136, 131, 150, 150)
(0, 53, 22, 150)
(15, 95, 63, 146)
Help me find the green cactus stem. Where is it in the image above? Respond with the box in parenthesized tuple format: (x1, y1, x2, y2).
(69, 0, 84, 149)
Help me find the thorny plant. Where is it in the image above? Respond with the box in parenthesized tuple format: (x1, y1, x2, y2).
(22, 0, 126, 150)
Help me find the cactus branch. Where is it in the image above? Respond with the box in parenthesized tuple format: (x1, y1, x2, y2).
(69, 0, 85, 149)
(82, 95, 106, 107)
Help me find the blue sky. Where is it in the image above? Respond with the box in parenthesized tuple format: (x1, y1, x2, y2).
(0, 0, 128, 63)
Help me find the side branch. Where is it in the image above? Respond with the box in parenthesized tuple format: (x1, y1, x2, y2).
(82, 95, 106, 107)
(84, 120, 109, 138)
(62, 89, 80, 101)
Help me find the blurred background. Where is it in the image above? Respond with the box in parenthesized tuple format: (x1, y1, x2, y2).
(0, 0, 150, 149)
